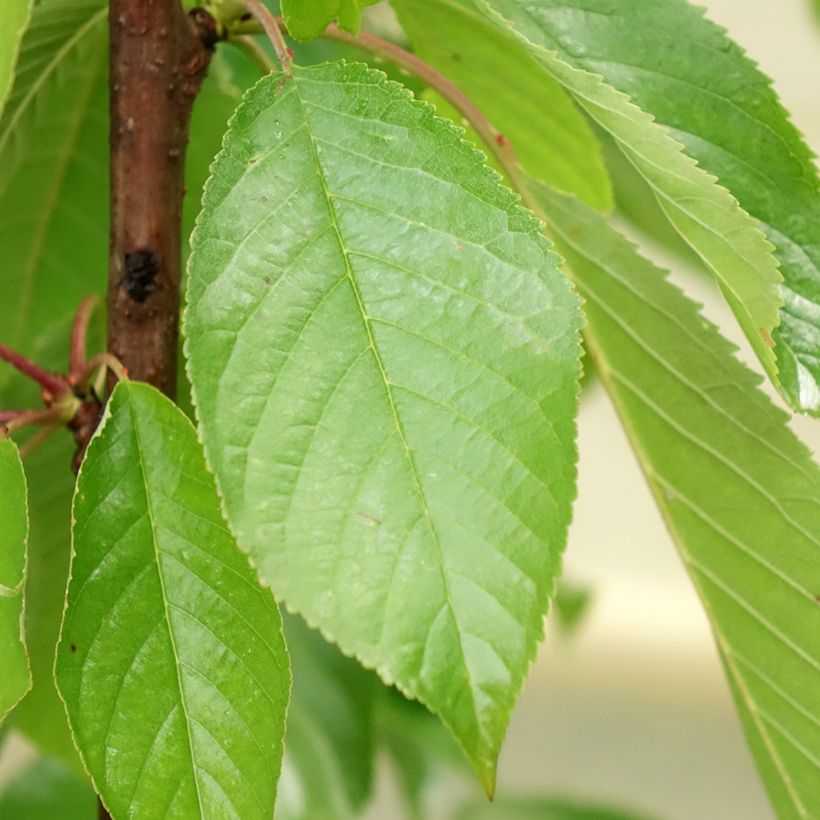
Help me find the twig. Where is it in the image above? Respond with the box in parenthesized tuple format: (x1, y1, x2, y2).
(244, 1, 291, 73)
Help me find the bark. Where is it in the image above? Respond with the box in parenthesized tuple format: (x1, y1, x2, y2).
(107, 0, 217, 396)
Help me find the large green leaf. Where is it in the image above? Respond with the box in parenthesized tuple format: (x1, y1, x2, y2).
(391, 0, 611, 211)
(0, 0, 30, 117)
(478, 0, 796, 407)
(281, 0, 381, 41)
(0, 755, 96, 820)
(0, 0, 107, 390)
(185, 61, 582, 789)
(0, 437, 30, 722)
(536, 185, 820, 820)
(55, 381, 291, 818)
(278, 614, 377, 820)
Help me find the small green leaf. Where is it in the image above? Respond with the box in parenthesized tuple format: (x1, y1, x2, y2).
(0, 0, 30, 118)
(0, 437, 30, 722)
(480, 0, 789, 406)
(281, 0, 380, 41)
(278, 614, 377, 819)
(0, 755, 96, 820)
(186, 61, 582, 790)
(456, 795, 655, 820)
(536, 185, 820, 820)
(56, 381, 290, 819)
(391, 0, 612, 211)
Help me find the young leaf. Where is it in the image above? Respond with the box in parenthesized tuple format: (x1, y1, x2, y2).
(278, 614, 377, 820)
(0, 437, 30, 722)
(0, 0, 30, 118)
(535, 185, 820, 820)
(0, 0, 108, 388)
(185, 61, 582, 790)
(55, 381, 291, 819)
(281, 0, 381, 41)
(390, 0, 612, 211)
(479, 0, 793, 407)
(0, 755, 96, 820)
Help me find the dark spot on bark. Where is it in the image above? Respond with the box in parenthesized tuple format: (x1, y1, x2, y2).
(123, 249, 159, 303)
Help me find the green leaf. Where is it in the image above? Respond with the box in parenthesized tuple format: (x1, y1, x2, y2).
(0, 755, 96, 820)
(55, 381, 291, 819)
(185, 61, 582, 790)
(281, 0, 381, 41)
(479, 0, 793, 407)
(456, 795, 654, 820)
(0, 0, 108, 389)
(535, 184, 820, 820)
(278, 614, 377, 820)
(0, 0, 30, 118)
(0, 437, 30, 722)
(390, 0, 612, 211)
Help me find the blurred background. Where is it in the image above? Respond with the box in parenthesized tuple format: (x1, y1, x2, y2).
(1, 1, 818, 818)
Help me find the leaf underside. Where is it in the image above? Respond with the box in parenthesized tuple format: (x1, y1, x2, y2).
(56, 382, 290, 819)
(0, 437, 30, 723)
(391, 0, 612, 212)
(537, 185, 820, 820)
(479, 0, 812, 409)
(186, 61, 582, 788)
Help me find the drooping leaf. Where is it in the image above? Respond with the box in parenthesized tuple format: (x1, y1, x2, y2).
(185, 61, 582, 789)
(0, 0, 30, 118)
(536, 184, 820, 820)
(0, 755, 96, 820)
(0, 437, 30, 722)
(281, 0, 381, 41)
(479, 0, 796, 408)
(55, 381, 291, 819)
(277, 614, 377, 820)
(456, 795, 654, 820)
(0, 0, 107, 393)
(391, 0, 612, 211)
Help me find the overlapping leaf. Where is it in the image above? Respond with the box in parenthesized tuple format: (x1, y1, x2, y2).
(536, 185, 820, 820)
(0, 0, 107, 393)
(391, 0, 611, 211)
(477, 0, 812, 409)
(56, 382, 290, 819)
(0, 0, 30, 117)
(186, 61, 582, 789)
(277, 614, 377, 819)
(0, 437, 30, 722)
(281, 0, 380, 41)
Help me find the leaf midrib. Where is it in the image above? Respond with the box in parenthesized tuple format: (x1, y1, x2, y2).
(126, 391, 206, 819)
(288, 77, 481, 732)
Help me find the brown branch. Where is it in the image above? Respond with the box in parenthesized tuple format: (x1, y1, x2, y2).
(107, 1, 218, 397)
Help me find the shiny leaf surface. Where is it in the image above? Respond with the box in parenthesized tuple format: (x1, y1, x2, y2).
(56, 382, 290, 818)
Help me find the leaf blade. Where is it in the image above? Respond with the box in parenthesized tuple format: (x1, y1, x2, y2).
(479, 0, 790, 403)
(0, 0, 31, 118)
(0, 437, 30, 722)
(535, 184, 820, 820)
(55, 381, 290, 819)
(185, 61, 582, 788)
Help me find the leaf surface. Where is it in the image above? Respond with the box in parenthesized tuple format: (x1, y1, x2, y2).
(185, 61, 582, 788)
(55, 381, 290, 819)
(536, 185, 820, 820)
(456, 795, 654, 820)
(0, 437, 30, 722)
(479, 0, 798, 406)
(0, 0, 30, 117)
(391, 0, 611, 211)
(281, 0, 381, 40)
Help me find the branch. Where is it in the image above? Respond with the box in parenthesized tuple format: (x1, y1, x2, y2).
(107, 0, 218, 397)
